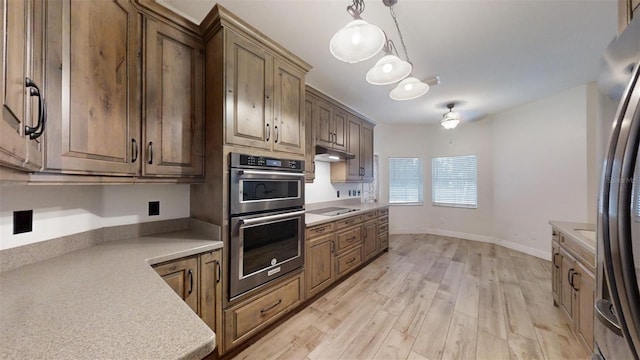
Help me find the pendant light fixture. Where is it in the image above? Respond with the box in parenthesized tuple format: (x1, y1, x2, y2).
(441, 103, 461, 129)
(366, 40, 412, 85)
(329, 0, 386, 63)
(390, 75, 440, 101)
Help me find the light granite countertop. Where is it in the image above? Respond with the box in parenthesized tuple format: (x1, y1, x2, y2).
(305, 200, 389, 227)
(549, 220, 596, 253)
(0, 230, 223, 359)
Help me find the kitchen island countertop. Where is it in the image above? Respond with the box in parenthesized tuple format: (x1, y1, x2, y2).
(0, 230, 223, 359)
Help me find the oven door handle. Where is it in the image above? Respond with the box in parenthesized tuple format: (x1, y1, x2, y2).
(237, 169, 305, 178)
(240, 210, 306, 225)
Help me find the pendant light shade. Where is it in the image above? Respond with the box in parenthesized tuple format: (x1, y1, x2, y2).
(330, 19, 386, 63)
(366, 54, 412, 85)
(389, 76, 429, 101)
(441, 103, 461, 129)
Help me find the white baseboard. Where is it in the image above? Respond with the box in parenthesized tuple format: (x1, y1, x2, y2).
(391, 227, 551, 261)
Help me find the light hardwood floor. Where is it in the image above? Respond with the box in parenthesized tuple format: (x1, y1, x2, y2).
(233, 234, 587, 360)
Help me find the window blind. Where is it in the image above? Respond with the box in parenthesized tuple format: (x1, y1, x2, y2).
(432, 155, 477, 208)
(389, 157, 423, 204)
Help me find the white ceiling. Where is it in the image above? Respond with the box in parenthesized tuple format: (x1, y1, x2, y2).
(158, 0, 618, 125)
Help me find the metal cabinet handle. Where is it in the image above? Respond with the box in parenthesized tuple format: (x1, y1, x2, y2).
(188, 269, 193, 295)
(570, 271, 579, 291)
(260, 298, 282, 313)
(216, 260, 221, 284)
(274, 125, 279, 143)
(346, 257, 356, 265)
(24, 77, 46, 139)
(148, 142, 153, 164)
(552, 253, 559, 268)
(347, 236, 356, 242)
(330, 240, 335, 253)
(131, 138, 138, 163)
(567, 268, 574, 286)
(266, 123, 270, 142)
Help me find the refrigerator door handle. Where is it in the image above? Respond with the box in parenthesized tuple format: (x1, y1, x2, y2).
(595, 298, 623, 336)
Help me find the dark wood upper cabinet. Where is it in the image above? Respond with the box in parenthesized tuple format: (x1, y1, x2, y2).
(0, 0, 43, 171)
(143, 17, 204, 177)
(44, 0, 141, 175)
(272, 58, 305, 155)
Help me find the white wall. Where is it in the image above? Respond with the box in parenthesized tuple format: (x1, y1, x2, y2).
(376, 84, 596, 259)
(305, 161, 362, 204)
(0, 184, 190, 250)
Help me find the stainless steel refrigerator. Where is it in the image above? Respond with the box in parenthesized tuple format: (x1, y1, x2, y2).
(595, 16, 640, 359)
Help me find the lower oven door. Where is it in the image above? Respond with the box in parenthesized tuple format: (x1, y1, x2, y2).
(229, 209, 305, 299)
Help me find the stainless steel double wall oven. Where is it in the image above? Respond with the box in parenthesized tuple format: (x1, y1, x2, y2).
(228, 153, 305, 299)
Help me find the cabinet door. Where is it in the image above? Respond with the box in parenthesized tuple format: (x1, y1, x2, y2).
(154, 256, 199, 313)
(576, 262, 595, 351)
(361, 122, 374, 182)
(305, 234, 335, 299)
(144, 18, 204, 177)
(225, 30, 272, 150)
(363, 219, 377, 260)
(44, 0, 140, 175)
(272, 58, 305, 155)
(0, 0, 42, 171)
(333, 108, 347, 151)
(315, 98, 333, 148)
(304, 96, 315, 182)
(346, 116, 362, 180)
(560, 248, 575, 321)
(200, 250, 222, 351)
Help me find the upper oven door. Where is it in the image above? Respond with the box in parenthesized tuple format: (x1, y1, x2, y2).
(230, 168, 305, 215)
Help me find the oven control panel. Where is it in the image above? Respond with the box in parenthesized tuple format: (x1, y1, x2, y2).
(232, 153, 304, 171)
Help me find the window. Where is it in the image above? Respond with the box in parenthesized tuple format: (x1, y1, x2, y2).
(389, 157, 423, 204)
(432, 155, 477, 208)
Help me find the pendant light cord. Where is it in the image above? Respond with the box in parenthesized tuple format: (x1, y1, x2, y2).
(389, 5, 410, 64)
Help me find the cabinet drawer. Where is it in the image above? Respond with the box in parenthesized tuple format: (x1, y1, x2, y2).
(379, 231, 389, 249)
(562, 234, 596, 272)
(363, 210, 377, 221)
(378, 215, 389, 224)
(306, 222, 334, 240)
(336, 226, 362, 253)
(378, 222, 389, 233)
(377, 208, 389, 217)
(336, 246, 362, 278)
(335, 215, 363, 230)
(225, 275, 302, 350)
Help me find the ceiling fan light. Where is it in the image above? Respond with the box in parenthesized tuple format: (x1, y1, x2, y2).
(441, 106, 461, 129)
(389, 77, 429, 100)
(330, 19, 385, 63)
(365, 54, 412, 85)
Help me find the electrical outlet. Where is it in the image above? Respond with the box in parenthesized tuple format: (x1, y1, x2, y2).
(13, 210, 33, 234)
(148, 201, 160, 216)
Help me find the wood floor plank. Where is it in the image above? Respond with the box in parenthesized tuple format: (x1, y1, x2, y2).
(507, 333, 545, 360)
(502, 283, 538, 340)
(406, 351, 429, 360)
(534, 326, 587, 360)
(478, 281, 508, 340)
(373, 261, 415, 297)
(480, 255, 500, 283)
(424, 256, 451, 284)
(373, 329, 416, 360)
(393, 280, 439, 337)
(384, 271, 428, 316)
(496, 257, 519, 285)
(411, 290, 455, 360)
(455, 273, 480, 318)
(441, 311, 478, 360)
(438, 260, 466, 297)
(476, 330, 509, 360)
(339, 310, 396, 360)
(274, 326, 326, 360)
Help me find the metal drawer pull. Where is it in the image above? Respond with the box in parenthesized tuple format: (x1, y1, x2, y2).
(188, 269, 193, 295)
(148, 142, 153, 164)
(346, 257, 356, 265)
(347, 236, 356, 242)
(216, 260, 221, 283)
(260, 298, 282, 314)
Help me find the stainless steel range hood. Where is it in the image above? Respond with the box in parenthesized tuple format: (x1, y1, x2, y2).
(314, 145, 356, 162)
